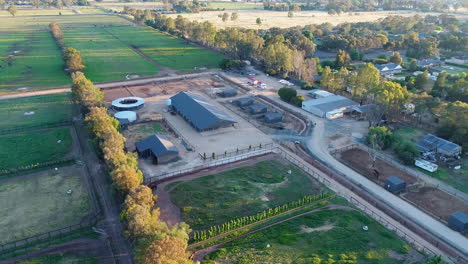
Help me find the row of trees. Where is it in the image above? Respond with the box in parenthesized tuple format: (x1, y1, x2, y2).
(193, 193, 332, 242)
(49, 22, 85, 72)
(1, 0, 89, 9)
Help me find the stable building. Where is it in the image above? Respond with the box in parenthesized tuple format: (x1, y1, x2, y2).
(384, 176, 406, 194)
(249, 104, 267, 114)
(235, 97, 255, 107)
(170, 91, 237, 132)
(135, 134, 179, 165)
(416, 134, 462, 157)
(301, 95, 359, 119)
(264, 112, 283, 123)
(219, 88, 238, 98)
(449, 211, 468, 232)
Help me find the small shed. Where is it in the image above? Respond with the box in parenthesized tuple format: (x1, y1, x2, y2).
(384, 176, 406, 194)
(135, 135, 179, 165)
(220, 88, 238, 98)
(236, 97, 255, 107)
(114, 111, 137, 126)
(448, 211, 468, 232)
(249, 104, 267, 114)
(264, 113, 283, 123)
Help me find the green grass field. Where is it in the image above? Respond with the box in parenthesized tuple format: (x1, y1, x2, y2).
(106, 26, 224, 71)
(206, 209, 424, 264)
(169, 160, 326, 230)
(208, 1, 263, 10)
(435, 65, 467, 76)
(18, 253, 99, 264)
(75, 8, 108, 14)
(0, 166, 91, 244)
(63, 27, 158, 82)
(0, 31, 70, 92)
(0, 93, 73, 132)
(394, 128, 425, 142)
(0, 9, 75, 16)
(418, 158, 468, 193)
(0, 128, 73, 170)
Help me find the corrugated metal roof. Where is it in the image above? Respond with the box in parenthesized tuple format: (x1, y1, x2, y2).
(386, 176, 405, 185)
(136, 134, 178, 157)
(170, 92, 237, 131)
(416, 134, 461, 154)
(302, 95, 358, 113)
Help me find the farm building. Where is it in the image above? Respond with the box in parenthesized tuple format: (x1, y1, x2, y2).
(219, 88, 238, 98)
(416, 134, 462, 157)
(449, 211, 468, 232)
(111, 97, 145, 111)
(249, 104, 268, 114)
(114, 111, 137, 127)
(264, 113, 283, 123)
(446, 55, 468, 65)
(248, 77, 258, 85)
(301, 95, 359, 118)
(235, 97, 255, 107)
(135, 134, 179, 164)
(308, 89, 334, 99)
(384, 176, 406, 194)
(170, 91, 237, 132)
(417, 59, 443, 68)
(375, 63, 403, 76)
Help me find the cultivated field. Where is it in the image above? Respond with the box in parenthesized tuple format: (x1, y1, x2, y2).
(63, 27, 159, 82)
(166, 159, 326, 230)
(74, 8, 108, 14)
(0, 165, 91, 244)
(167, 10, 465, 29)
(208, 1, 263, 10)
(0, 31, 70, 92)
(205, 209, 425, 264)
(0, 128, 73, 170)
(92, 1, 164, 12)
(105, 26, 224, 71)
(0, 9, 75, 16)
(0, 93, 73, 132)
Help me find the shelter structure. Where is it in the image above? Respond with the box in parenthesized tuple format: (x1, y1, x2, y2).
(416, 134, 462, 157)
(235, 97, 255, 107)
(264, 113, 283, 123)
(219, 88, 238, 98)
(170, 91, 237, 131)
(385, 176, 406, 194)
(135, 134, 179, 164)
(114, 111, 137, 126)
(449, 211, 468, 232)
(302, 95, 358, 118)
(249, 104, 267, 114)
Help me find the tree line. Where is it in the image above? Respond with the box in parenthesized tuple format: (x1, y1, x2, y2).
(50, 22, 86, 73)
(193, 193, 332, 242)
(0, 0, 89, 9)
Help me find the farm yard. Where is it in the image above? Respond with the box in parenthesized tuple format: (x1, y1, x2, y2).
(0, 30, 70, 93)
(0, 165, 92, 244)
(0, 93, 73, 132)
(0, 128, 74, 170)
(167, 10, 461, 29)
(164, 159, 326, 230)
(204, 209, 426, 264)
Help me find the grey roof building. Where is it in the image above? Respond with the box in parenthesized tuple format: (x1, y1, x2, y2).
(235, 97, 255, 107)
(136, 134, 179, 164)
(385, 176, 406, 194)
(417, 59, 443, 68)
(375, 63, 403, 76)
(220, 88, 238, 98)
(302, 95, 359, 118)
(249, 104, 267, 114)
(170, 91, 237, 131)
(416, 134, 462, 157)
(449, 211, 468, 232)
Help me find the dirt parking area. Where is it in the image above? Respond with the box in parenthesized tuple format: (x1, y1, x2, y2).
(338, 148, 418, 185)
(403, 186, 468, 221)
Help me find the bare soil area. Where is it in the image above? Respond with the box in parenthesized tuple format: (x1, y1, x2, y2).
(338, 148, 418, 185)
(403, 186, 468, 221)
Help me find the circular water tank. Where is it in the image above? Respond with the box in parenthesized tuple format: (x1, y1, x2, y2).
(114, 111, 137, 123)
(165, 98, 172, 106)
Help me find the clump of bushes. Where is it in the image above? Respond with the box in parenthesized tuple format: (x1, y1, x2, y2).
(278, 87, 304, 107)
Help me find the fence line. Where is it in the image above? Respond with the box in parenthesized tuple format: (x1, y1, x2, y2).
(0, 158, 75, 177)
(0, 212, 100, 257)
(198, 143, 274, 161)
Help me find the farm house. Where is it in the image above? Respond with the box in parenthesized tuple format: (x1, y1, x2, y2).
(264, 113, 283, 123)
(301, 95, 358, 118)
(384, 176, 406, 194)
(249, 104, 267, 114)
(135, 134, 179, 165)
(416, 134, 462, 157)
(170, 91, 237, 131)
(235, 97, 255, 107)
(449, 211, 468, 232)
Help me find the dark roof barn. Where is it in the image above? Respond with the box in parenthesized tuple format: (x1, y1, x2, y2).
(136, 134, 179, 164)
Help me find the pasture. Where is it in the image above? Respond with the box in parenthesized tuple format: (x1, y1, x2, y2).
(106, 26, 224, 71)
(63, 27, 158, 82)
(205, 209, 424, 264)
(0, 31, 70, 92)
(168, 159, 326, 230)
(167, 10, 457, 29)
(208, 1, 263, 10)
(0, 9, 75, 16)
(0, 166, 91, 244)
(0, 128, 73, 170)
(0, 93, 73, 132)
